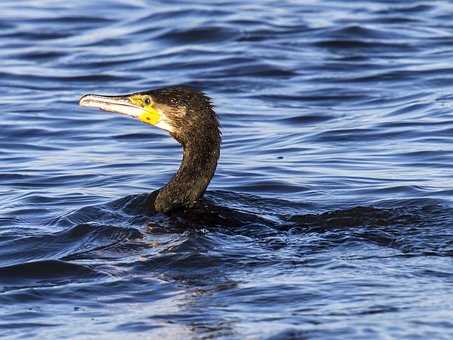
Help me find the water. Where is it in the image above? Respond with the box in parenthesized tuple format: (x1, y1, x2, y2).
(1, 0, 452, 338)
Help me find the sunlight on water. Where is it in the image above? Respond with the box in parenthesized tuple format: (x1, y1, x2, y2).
(0, 0, 452, 338)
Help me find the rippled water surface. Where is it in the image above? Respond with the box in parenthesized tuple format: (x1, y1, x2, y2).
(1, 0, 453, 338)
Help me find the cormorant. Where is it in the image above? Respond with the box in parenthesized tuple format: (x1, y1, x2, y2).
(79, 86, 221, 213)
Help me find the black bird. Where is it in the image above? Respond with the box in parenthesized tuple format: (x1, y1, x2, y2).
(79, 86, 221, 213)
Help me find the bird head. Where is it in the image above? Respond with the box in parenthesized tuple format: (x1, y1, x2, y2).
(79, 86, 219, 145)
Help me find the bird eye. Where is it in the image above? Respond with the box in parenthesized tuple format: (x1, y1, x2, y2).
(144, 97, 151, 105)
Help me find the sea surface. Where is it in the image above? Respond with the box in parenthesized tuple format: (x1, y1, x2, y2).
(0, 0, 452, 339)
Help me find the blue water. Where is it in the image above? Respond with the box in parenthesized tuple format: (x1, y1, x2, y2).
(1, 0, 453, 338)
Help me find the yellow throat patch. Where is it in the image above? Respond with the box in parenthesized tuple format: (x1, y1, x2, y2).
(129, 94, 161, 125)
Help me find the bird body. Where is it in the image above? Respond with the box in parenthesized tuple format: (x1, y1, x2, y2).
(80, 86, 221, 213)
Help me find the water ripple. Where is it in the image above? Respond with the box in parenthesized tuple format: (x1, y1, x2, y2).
(0, 0, 453, 338)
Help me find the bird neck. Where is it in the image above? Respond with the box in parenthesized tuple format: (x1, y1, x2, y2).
(154, 132, 220, 213)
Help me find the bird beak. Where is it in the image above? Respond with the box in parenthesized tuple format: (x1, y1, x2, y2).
(79, 94, 161, 125)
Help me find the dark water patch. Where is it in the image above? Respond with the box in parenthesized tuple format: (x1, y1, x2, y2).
(0, 223, 142, 268)
(7, 49, 66, 62)
(208, 62, 296, 78)
(0, 143, 63, 152)
(0, 21, 14, 30)
(24, 15, 116, 25)
(266, 329, 310, 340)
(1, 30, 73, 40)
(322, 25, 403, 39)
(0, 321, 59, 330)
(114, 321, 160, 333)
(0, 70, 132, 83)
(112, 132, 164, 141)
(365, 16, 424, 24)
(313, 39, 415, 52)
(376, 4, 434, 14)
(141, 8, 232, 22)
(1, 126, 65, 139)
(0, 260, 100, 286)
(288, 206, 417, 229)
(261, 92, 367, 105)
(157, 26, 238, 44)
(1, 0, 453, 338)
(228, 181, 307, 194)
(311, 127, 417, 143)
(277, 114, 334, 125)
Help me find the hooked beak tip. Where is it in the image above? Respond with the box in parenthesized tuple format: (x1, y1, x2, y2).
(79, 94, 95, 107)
